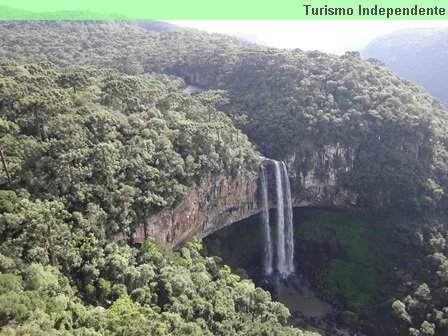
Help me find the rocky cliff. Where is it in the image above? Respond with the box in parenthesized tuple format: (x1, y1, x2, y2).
(290, 143, 358, 209)
(116, 144, 360, 247)
(115, 169, 260, 246)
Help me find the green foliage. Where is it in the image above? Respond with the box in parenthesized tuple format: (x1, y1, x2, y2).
(296, 209, 448, 335)
(386, 218, 448, 336)
(0, 220, 318, 336)
(0, 55, 305, 335)
(1, 21, 448, 210)
(297, 210, 381, 310)
(0, 190, 16, 213)
(0, 62, 257, 234)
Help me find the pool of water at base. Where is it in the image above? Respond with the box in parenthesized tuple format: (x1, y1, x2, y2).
(273, 279, 333, 319)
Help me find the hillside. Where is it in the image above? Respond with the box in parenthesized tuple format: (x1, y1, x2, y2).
(361, 27, 448, 106)
(1, 21, 447, 211)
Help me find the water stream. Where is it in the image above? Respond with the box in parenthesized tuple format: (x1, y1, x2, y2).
(260, 158, 294, 278)
(260, 164, 273, 275)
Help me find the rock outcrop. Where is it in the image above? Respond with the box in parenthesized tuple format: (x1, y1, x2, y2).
(115, 169, 260, 247)
(290, 143, 358, 209)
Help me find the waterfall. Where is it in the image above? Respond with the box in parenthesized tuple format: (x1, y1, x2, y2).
(282, 162, 295, 273)
(274, 161, 287, 275)
(259, 158, 295, 278)
(260, 165, 273, 275)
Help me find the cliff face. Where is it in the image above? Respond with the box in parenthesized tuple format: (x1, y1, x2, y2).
(115, 169, 260, 246)
(115, 144, 360, 247)
(290, 143, 358, 208)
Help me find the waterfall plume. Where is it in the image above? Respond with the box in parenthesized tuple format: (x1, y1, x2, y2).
(260, 165, 273, 275)
(259, 158, 294, 278)
(274, 161, 287, 275)
(282, 162, 295, 273)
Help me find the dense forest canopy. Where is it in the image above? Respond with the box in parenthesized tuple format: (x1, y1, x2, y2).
(0, 62, 257, 233)
(0, 20, 448, 336)
(1, 21, 447, 211)
(362, 27, 448, 107)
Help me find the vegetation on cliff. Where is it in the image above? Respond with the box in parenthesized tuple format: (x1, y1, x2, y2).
(206, 208, 448, 336)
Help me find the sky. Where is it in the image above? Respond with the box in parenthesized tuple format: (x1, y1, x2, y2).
(167, 21, 448, 54)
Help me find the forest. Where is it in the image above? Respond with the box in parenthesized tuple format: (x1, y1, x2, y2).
(0, 20, 448, 335)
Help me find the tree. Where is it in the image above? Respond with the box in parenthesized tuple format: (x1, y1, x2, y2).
(57, 68, 91, 93)
(16, 88, 70, 141)
(197, 90, 229, 122)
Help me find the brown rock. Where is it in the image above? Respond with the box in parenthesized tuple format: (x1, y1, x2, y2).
(115, 169, 260, 247)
